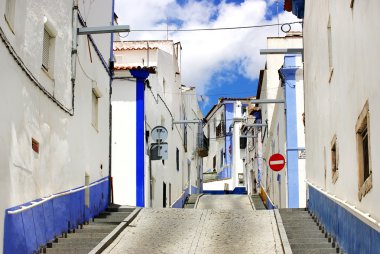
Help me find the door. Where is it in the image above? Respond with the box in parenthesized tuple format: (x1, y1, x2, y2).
(163, 182, 167, 208)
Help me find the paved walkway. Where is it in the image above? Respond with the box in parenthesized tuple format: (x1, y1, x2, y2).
(102, 195, 283, 254)
(196, 194, 253, 211)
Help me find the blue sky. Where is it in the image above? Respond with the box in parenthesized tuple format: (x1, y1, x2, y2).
(115, 0, 297, 115)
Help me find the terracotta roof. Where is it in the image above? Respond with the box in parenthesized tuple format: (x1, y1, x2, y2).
(114, 65, 156, 73)
(113, 46, 158, 51)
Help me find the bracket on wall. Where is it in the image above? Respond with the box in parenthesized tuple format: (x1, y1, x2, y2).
(77, 25, 130, 35)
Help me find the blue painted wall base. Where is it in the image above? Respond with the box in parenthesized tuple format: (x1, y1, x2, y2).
(308, 185, 380, 253)
(202, 187, 247, 195)
(4, 177, 109, 254)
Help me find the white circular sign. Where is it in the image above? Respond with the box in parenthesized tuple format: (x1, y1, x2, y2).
(151, 126, 168, 142)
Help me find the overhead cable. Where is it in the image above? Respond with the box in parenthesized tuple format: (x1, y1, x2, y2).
(130, 21, 302, 32)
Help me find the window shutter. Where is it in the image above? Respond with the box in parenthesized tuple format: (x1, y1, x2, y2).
(42, 29, 50, 70)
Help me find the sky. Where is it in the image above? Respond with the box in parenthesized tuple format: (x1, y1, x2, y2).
(115, 0, 301, 115)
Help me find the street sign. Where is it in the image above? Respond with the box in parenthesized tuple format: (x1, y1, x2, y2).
(269, 153, 286, 171)
(151, 126, 168, 142)
(150, 143, 168, 160)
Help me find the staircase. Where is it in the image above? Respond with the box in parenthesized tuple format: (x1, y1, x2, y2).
(183, 194, 202, 208)
(279, 209, 343, 254)
(251, 194, 266, 210)
(45, 205, 135, 254)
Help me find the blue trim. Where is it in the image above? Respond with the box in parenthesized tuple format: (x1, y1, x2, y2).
(291, 0, 304, 19)
(280, 55, 300, 208)
(203, 187, 247, 195)
(308, 185, 380, 253)
(130, 70, 150, 207)
(4, 176, 109, 254)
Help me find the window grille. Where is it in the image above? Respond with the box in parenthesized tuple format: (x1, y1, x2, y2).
(42, 29, 51, 70)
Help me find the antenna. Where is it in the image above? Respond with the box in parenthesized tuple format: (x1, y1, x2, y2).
(276, 0, 280, 36)
(166, 17, 169, 40)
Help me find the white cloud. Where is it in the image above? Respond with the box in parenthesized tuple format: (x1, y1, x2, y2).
(115, 0, 300, 94)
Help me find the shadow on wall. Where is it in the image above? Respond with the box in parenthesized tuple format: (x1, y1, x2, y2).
(3, 177, 109, 254)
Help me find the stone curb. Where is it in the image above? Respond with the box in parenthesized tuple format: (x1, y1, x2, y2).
(194, 194, 204, 209)
(274, 209, 293, 254)
(248, 194, 256, 210)
(88, 207, 142, 254)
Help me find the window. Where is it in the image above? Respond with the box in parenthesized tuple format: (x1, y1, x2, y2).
(220, 149, 223, 168)
(92, 90, 99, 130)
(213, 155, 216, 170)
(42, 28, 52, 71)
(5, 0, 16, 31)
(176, 148, 179, 171)
(85, 174, 90, 208)
(350, 0, 355, 8)
(327, 16, 334, 82)
(331, 135, 339, 183)
(356, 101, 372, 200)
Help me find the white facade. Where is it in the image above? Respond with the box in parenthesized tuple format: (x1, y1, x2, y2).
(203, 98, 253, 193)
(0, 0, 112, 252)
(247, 34, 306, 208)
(112, 40, 202, 208)
(304, 0, 380, 234)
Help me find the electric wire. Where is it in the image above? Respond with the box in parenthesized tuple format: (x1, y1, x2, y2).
(130, 21, 302, 32)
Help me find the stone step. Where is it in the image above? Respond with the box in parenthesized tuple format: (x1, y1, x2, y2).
(291, 243, 335, 249)
(46, 248, 93, 254)
(286, 232, 326, 239)
(51, 241, 98, 249)
(95, 212, 131, 219)
(93, 216, 130, 224)
(54, 237, 104, 244)
(284, 226, 322, 233)
(65, 232, 109, 239)
(292, 248, 339, 254)
(283, 221, 318, 227)
(79, 225, 116, 233)
(46, 247, 92, 254)
(289, 238, 332, 244)
(106, 205, 135, 213)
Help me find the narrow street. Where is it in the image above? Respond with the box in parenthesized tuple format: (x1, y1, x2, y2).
(102, 195, 283, 254)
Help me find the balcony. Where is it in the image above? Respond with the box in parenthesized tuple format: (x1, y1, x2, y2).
(196, 132, 209, 157)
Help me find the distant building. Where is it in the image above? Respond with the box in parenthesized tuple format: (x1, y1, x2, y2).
(286, 0, 380, 252)
(244, 34, 305, 208)
(112, 40, 203, 208)
(0, 1, 113, 253)
(203, 97, 254, 194)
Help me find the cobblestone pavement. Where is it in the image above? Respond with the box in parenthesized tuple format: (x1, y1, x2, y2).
(196, 194, 254, 211)
(102, 195, 283, 254)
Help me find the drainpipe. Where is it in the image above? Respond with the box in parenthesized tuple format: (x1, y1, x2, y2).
(71, 0, 79, 115)
(109, 0, 116, 205)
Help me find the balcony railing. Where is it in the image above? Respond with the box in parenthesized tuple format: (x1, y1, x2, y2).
(196, 132, 209, 157)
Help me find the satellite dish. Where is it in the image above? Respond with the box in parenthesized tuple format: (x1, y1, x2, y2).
(151, 126, 168, 142)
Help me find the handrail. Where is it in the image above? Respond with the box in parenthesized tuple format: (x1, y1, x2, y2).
(8, 178, 109, 215)
(305, 180, 380, 231)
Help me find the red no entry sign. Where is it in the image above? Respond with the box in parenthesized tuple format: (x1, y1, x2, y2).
(269, 153, 286, 171)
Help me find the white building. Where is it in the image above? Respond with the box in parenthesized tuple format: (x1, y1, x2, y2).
(112, 40, 203, 208)
(0, 1, 113, 253)
(292, 0, 380, 252)
(203, 98, 253, 194)
(245, 34, 305, 208)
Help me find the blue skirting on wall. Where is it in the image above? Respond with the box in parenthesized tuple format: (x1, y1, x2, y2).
(203, 187, 247, 195)
(308, 185, 380, 253)
(4, 177, 109, 254)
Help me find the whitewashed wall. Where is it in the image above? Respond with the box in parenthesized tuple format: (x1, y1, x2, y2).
(304, 0, 380, 221)
(0, 0, 112, 251)
(112, 41, 201, 208)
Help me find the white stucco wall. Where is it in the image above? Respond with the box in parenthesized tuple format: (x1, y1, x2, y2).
(0, 0, 112, 250)
(112, 41, 202, 208)
(304, 0, 380, 221)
